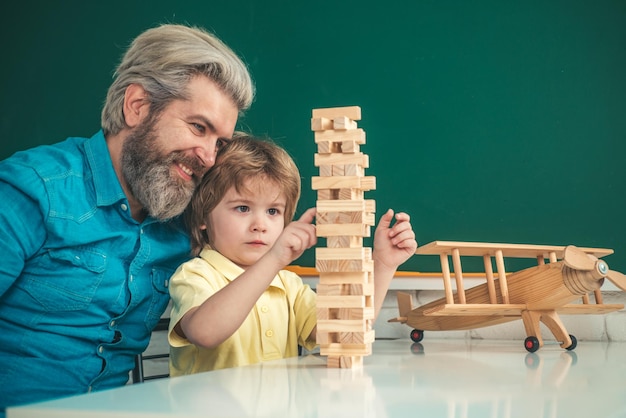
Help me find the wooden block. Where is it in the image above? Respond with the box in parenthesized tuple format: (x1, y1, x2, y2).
(314, 128, 366, 144)
(318, 271, 372, 284)
(314, 153, 369, 168)
(316, 259, 374, 273)
(316, 190, 334, 200)
(316, 144, 360, 157)
(333, 116, 358, 130)
(321, 307, 375, 321)
(317, 189, 363, 200)
(312, 106, 361, 121)
(335, 332, 371, 345)
(318, 164, 332, 177)
(316, 199, 375, 213)
(327, 236, 364, 248)
(316, 282, 374, 296)
(320, 341, 373, 356)
(316, 331, 335, 345)
(343, 164, 364, 176)
(317, 189, 364, 200)
(330, 164, 345, 177)
(356, 330, 376, 344)
(317, 307, 330, 320)
(338, 189, 364, 200)
(317, 319, 370, 333)
(316, 211, 374, 226)
(317, 295, 367, 308)
(340, 140, 360, 153)
(342, 307, 374, 320)
(311, 176, 376, 191)
(326, 355, 363, 368)
(316, 223, 371, 237)
(316, 141, 342, 154)
(316, 247, 371, 261)
(311, 117, 333, 131)
(326, 164, 365, 178)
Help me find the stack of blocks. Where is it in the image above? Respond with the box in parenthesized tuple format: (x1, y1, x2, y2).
(311, 106, 377, 368)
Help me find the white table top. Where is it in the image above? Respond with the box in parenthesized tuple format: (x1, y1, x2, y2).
(8, 338, 626, 418)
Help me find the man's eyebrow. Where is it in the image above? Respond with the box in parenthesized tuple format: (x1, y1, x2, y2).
(191, 114, 217, 133)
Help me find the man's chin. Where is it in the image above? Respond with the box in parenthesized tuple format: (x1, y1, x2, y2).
(145, 196, 192, 221)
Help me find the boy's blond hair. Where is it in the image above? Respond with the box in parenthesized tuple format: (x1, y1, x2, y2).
(185, 134, 301, 256)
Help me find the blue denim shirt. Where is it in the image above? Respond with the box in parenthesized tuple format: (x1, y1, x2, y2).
(0, 131, 191, 413)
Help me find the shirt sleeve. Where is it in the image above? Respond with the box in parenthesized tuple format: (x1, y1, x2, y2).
(168, 258, 221, 347)
(0, 173, 47, 297)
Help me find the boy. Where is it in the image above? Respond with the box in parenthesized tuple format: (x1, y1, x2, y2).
(168, 135, 417, 375)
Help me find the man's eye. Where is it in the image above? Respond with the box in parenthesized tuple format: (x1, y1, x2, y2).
(192, 123, 205, 133)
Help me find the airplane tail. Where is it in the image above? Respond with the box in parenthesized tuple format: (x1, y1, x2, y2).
(387, 291, 413, 324)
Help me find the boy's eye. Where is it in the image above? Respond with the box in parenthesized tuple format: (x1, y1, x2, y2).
(268, 208, 279, 216)
(235, 206, 249, 213)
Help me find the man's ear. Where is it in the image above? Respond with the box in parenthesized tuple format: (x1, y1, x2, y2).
(123, 84, 151, 128)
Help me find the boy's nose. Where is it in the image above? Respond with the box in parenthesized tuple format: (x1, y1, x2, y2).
(251, 217, 267, 232)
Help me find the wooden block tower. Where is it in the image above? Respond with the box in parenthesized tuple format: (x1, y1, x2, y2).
(311, 106, 376, 368)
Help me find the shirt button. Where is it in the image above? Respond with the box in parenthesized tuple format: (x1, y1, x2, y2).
(110, 320, 116, 327)
(261, 306, 269, 313)
(121, 203, 128, 211)
(265, 330, 274, 338)
(98, 346, 104, 353)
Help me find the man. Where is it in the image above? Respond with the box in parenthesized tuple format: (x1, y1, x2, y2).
(0, 24, 254, 414)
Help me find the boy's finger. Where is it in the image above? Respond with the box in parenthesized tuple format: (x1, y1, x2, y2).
(298, 207, 317, 224)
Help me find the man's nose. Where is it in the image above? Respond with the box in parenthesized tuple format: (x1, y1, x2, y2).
(195, 140, 218, 169)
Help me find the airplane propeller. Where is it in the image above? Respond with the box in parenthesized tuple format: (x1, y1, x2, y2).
(563, 245, 626, 292)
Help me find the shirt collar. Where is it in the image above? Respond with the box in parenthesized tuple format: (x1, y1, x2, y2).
(84, 130, 127, 207)
(199, 248, 286, 291)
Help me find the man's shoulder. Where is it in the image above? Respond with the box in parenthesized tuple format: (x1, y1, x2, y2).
(1, 135, 94, 175)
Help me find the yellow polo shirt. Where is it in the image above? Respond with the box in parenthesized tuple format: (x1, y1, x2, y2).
(168, 248, 317, 376)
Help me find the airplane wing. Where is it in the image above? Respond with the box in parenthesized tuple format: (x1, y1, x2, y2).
(415, 241, 614, 259)
(557, 304, 623, 315)
(422, 303, 526, 317)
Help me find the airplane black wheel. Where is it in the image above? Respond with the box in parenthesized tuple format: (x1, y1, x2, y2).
(410, 329, 424, 343)
(524, 336, 540, 353)
(565, 334, 577, 351)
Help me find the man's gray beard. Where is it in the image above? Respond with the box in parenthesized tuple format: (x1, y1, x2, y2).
(128, 160, 194, 221)
(121, 121, 196, 221)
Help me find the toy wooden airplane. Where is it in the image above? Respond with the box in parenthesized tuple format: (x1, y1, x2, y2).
(389, 241, 626, 352)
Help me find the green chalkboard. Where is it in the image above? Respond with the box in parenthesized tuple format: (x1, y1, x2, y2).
(2, 0, 625, 273)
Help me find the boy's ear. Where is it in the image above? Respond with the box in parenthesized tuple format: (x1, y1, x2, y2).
(200, 224, 207, 230)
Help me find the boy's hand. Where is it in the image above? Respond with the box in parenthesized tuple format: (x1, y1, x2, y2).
(373, 209, 418, 270)
(269, 207, 317, 266)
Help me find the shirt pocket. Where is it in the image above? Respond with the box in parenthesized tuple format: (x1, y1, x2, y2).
(22, 247, 107, 312)
(143, 267, 173, 332)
